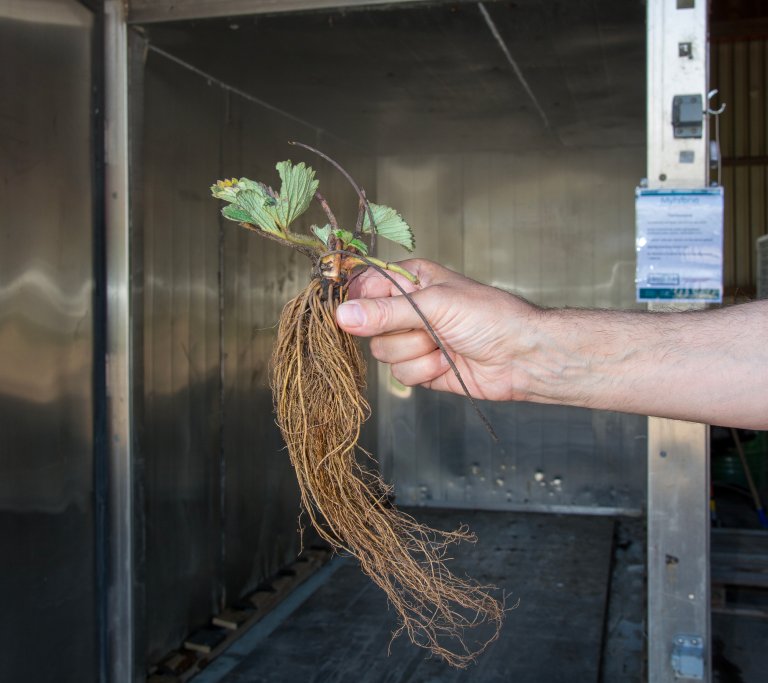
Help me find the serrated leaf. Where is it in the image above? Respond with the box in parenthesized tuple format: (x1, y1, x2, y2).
(334, 229, 355, 244)
(233, 188, 282, 235)
(362, 203, 415, 252)
(221, 205, 254, 223)
(311, 224, 333, 246)
(274, 161, 319, 230)
(235, 178, 263, 193)
(211, 178, 240, 202)
(213, 164, 318, 236)
(312, 226, 368, 255)
(348, 238, 369, 255)
(213, 177, 280, 232)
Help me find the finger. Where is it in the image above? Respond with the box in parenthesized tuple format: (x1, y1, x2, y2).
(347, 266, 416, 300)
(336, 292, 427, 337)
(390, 349, 449, 387)
(370, 329, 437, 364)
(346, 258, 448, 300)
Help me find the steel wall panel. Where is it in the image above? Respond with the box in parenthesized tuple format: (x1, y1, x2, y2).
(219, 100, 377, 603)
(140, 48, 376, 662)
(141, 53, 225, 661)
(0, 2, 97, 680)
(376, 150, 647, 513)
(220, 99, 307, 599)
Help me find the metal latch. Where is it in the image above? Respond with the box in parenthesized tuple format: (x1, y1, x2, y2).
(671, 634, 704, 679)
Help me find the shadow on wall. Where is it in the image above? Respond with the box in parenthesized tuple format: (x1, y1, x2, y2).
(0, 393, 96, 681)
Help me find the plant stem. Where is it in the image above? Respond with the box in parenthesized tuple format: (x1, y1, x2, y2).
(343, 255, 419, 284)
(289, 141, 379, 251)
(238, 222, 323, 259)
(315, 191, 340, 232)
(355, 196, 366, 237)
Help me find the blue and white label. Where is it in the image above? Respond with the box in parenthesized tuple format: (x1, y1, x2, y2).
(635, 187, 724, 303)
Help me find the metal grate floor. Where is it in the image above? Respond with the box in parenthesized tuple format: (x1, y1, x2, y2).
(196, 510, 616, 683)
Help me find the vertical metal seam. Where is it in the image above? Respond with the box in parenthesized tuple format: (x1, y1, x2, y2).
(104, 0, 134, 680)
(89, 1, 108, 679)
(218, 90, 228, 610)
(764, 38, 768, 245)
(732, 41, 737, 285)
(761, 38, 768, 247)
(748, 39, 754, 285)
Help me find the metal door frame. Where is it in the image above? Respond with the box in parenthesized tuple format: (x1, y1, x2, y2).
(107, 2, 715, 680)
(646, 1, 711, 681)
(127, 0, 476, 24)
(104, 1, 137, 680)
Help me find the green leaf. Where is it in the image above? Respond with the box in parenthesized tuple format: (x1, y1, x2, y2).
(362, 203, 415, 252)
(221, 205, 253, 223)
(348, 237, 368, 255)
(334, 229, 355, 244)
(213, 177, 281, 233)
(233, 188, 283, 235)
(210, 179, 240, 202)
(274, 161, 319, 230)
(311, 224, 333, 246)
(213, 162, 319, 238)
(311, 226, 367, 255)
(235, 178, 264, 193)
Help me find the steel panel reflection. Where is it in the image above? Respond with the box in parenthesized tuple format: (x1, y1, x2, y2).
(219, 97, 377, 605)
(141, 53, 225, 661)
(220, 96, 308, 599)
(140, 49, 377, 663)
(376, 152, 647, 513)
(0, 2, 97, 680)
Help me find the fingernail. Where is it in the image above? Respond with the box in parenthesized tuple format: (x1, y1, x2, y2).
(337, 301, 365, 327)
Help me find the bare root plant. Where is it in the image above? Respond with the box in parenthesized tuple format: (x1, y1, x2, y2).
(212, 145, 504, 667)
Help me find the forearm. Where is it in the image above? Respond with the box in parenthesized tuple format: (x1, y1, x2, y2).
(515, 301, 768, 429)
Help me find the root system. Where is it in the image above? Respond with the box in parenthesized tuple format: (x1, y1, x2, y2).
(271, 278, 504, 667)
(213, 151, 504, 666)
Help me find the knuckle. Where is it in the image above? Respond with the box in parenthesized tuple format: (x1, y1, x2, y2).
(390, 364, 411, 386)
(358, 271, 377, 298)
(373, 297, 394, 331)
(369, 336, 384, 359)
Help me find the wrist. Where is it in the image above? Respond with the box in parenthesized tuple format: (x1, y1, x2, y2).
(507, 306, 619, 408)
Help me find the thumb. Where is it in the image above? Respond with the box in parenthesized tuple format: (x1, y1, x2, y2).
(336, 295, 425, 337)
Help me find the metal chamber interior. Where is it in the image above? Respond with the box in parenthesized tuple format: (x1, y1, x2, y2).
(134, 1, 648, 660)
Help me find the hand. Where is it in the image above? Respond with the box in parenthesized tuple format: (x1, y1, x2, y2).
(336, 259, 541, 401)
(336, 259, 768, 429)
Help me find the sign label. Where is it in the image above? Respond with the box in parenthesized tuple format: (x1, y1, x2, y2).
(635, 188, 724, 303)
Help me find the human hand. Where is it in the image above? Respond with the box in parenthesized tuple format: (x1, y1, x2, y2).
(339, 259, 768, 429)
(335, 259, 541, 401)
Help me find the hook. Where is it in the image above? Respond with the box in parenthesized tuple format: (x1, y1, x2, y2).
(706, 89, 726, 116)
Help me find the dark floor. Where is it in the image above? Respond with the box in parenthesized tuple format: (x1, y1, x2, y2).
(600, 518, 645, 683)
(711, 485, 768, 683)
(193, 504, 768, 683)
(197, 510, 618, 683)
(713, 613, 768, 683)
